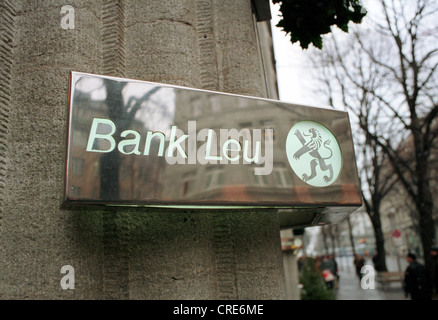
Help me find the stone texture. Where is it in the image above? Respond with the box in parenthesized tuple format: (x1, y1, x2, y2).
(0, 0, 104, 299)
(0, 0, 286, 299)
(0, 0, 17, 233)
(213, 0, 264, 97)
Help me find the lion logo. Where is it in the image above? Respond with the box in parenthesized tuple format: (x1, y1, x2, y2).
(286, 121, 342, 187)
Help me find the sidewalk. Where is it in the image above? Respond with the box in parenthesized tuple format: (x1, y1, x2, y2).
(334, 256, 406, 300)
(334, 268, 406, 300)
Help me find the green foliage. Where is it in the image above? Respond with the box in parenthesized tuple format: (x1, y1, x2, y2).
(273, 0, 367, 49)
(299, 258, 336, 300)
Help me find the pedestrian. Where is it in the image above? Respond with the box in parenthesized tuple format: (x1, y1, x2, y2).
(328, 254, 339, 289)
(403, 253, 430, 300)
(321, 255, 336, 290)
(297, 256, 306, 273)
(431, 247, 438, 295)
(315, 256, 323, 277)
(353, 253, 365, 283)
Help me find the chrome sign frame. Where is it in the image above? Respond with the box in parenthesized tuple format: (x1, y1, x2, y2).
(64, 72, 361, 218)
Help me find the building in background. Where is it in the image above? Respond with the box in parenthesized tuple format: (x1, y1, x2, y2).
(305, 124, 438, 271)
(379, 127, 438, 261)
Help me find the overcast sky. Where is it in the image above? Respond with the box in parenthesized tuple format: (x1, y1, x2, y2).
(269, 2, 324, 108)
(269, 0, 378, 109)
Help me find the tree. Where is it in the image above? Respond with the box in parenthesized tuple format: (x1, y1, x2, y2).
(321, 225, 330, 255)
(299, 258, 335, 300)
(359, 136, 397, 272)
(326, 224, 341, 256)
(308, 0, 438, 287)
(308, 31, 397, 273)
(347, 216, 356, 255)
(272, 0, 367, 49)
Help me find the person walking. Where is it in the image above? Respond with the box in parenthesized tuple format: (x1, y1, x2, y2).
(403, 253, 430, 300)
(353, 253, 365, 283)
(321, 255, 336, 290)
(328, 254, 339, 289)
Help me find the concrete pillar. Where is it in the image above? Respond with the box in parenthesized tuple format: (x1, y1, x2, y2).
(0, 0, 286, 299)
(0, 0, 104, 299)
(283, 252, 300, 300)
(281, 229, 301, 299)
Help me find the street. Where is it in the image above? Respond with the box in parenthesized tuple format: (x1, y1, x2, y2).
(334, 256, 406, 300)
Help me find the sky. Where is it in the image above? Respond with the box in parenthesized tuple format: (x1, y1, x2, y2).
(269, 0, 378, 109)
(269, 2, 325, 108)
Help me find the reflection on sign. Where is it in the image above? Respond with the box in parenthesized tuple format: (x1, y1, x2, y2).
(64, 72, 361, 212)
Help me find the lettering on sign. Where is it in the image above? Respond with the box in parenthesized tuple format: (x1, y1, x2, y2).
(64, 72, 361, 211)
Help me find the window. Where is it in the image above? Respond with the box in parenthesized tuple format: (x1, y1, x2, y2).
(260, 119, 275, 141)
(205, 166, 226, 189)
(93, 161, 100, 176)
(71, 158, 84, 175)
(73, 130, 88, 146)
(182, 170, 197, 197)
(252, 168, 269, 185)
(239, 122, 252, 129)
(273, 167, 293, 187)
(183, 180, 192, 196)
(70, 186, 81, 197)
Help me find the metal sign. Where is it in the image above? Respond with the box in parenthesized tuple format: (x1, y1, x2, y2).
(64, 72, 361, 222)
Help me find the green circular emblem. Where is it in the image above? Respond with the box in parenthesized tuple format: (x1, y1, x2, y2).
(286, 121, 342, 187)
